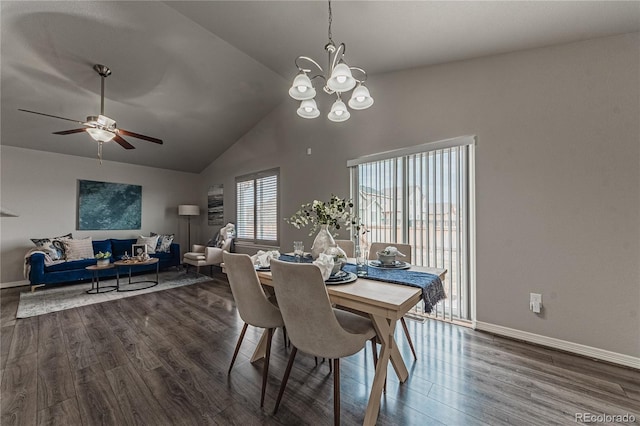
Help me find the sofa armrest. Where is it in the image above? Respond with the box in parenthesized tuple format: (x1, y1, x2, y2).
(28, 253, 46, 284)
(169, 242, 181, 262)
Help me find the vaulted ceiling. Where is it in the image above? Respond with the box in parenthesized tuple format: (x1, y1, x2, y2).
(2, 1, 638, 173)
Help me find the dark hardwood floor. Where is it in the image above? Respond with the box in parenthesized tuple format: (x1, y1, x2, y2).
(1, 273, 639, 425)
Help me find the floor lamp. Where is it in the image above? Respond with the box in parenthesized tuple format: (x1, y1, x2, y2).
(178, 205, 200, 251)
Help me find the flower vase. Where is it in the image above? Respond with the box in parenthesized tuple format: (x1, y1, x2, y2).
(311, 224, 335, 259)
(97, 259, 110, 267)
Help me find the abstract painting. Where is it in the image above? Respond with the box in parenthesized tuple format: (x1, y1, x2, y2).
(208, 184, 224, 226)
(78, 180, 141, 230)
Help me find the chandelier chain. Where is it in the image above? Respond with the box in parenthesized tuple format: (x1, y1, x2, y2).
(328, 0, 333, 43)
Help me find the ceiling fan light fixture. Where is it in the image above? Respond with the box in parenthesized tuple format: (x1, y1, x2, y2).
(86, 128, 116, 143)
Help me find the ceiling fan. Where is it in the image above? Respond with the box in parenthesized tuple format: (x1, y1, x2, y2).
(18, 64, 163, 162)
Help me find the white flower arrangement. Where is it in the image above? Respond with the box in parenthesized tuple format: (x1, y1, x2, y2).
(285, 194, 361, 236)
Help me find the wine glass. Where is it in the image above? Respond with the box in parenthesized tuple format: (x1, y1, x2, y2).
(293, 241, 304, 262)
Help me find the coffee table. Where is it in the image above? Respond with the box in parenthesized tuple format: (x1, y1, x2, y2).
(113, 258, 160, 292)
(85, 264, 117, 294)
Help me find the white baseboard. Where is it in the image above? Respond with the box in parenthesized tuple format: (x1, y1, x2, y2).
(475, 321, 640, 370)
(1, 279, 29, 289)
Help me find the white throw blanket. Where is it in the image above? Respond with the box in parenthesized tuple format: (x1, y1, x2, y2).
(24, 248, 64, 279)
(250, 250, 281, 267)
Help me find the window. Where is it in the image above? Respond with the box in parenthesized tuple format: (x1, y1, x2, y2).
(349, 136, 475, 322)
(236, 168, 279, 244)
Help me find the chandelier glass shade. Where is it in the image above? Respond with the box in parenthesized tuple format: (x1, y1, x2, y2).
(289, 0, 373, 122)
(297, 99, 320, 118)
(327, 99, 350, 122)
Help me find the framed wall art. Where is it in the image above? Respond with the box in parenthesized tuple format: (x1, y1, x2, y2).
(78, 180, 142, 230)
(208, 184, 224, 226)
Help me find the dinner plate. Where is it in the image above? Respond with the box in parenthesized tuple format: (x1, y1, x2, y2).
(368, 260, 411, 270)
(325, 271, 357, 285)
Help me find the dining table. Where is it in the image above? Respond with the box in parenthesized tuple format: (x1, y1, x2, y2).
(251, 259, 447, 425)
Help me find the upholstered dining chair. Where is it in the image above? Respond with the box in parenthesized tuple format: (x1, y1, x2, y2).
(368, 242, 417, 360)
(333, 239, 355, 257)
(223, 252, 285, 407)
(270, 259, 378, 425)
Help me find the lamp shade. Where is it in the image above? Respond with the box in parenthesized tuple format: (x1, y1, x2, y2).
(348, 84, 374, 110)
(297, 99, 320, 119)
(178, 205, 200, 216)
(289, 73, 316, 100)
(327, 62, 356, 92)
(86, 128, 116, 143)
(327, 99, 350, 122)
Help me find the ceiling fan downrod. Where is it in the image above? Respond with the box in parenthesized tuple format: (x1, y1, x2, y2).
(93, 64, 111, 116)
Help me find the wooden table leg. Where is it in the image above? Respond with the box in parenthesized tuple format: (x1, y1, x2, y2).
(389, 330, 409, 382)
(250, 329, 268, 363)
(364, 315, 404, 426)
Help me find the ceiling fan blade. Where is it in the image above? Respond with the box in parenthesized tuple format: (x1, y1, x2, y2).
(52, 128, 87, 135)
(118, 129, 163, 144)
(113, 134, 136, 150)
(18, 109, 86, 125)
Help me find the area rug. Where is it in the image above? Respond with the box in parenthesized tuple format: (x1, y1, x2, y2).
(16, 270, 213, 318)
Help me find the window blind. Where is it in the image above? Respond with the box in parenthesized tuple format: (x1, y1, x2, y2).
(349, 136, 475, 322)
(236, 169, 279, 244)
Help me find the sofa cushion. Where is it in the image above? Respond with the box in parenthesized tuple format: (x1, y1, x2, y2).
(92, 239, 112, 256)
(110, 239, 136, 258)
(30, 233, 73, 261)
(63, 238, 95, 261)
(153, 251, 175, 262)
(137, 235, 159, 254)
(184, 252, 206, 261)
(44, 258, 96, 272)
(150, 232, 174, 253)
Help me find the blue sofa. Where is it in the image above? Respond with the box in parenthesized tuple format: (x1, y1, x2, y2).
(28, 238, 180, 290)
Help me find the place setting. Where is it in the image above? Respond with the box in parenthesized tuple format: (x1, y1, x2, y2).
(368, 246, 411, 270)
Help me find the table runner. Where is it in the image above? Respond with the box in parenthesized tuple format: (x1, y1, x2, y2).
(278, 254, 446, 313)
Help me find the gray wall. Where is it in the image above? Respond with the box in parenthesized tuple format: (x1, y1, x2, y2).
(199, 33, 639, 357)
(1, 146, 200, 285)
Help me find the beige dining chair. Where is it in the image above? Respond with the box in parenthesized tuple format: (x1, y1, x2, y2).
(334, 239, 355, 257)
(270, 259, 378, 425)
(223, 252, 285, 407)
(368, 242, 417, 360)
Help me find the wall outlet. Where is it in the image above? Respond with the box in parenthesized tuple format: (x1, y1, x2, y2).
(530, 293, 542, 313)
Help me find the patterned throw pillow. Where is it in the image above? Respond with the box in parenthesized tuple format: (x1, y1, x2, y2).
(63, 237, 95, 261)
(150, 233, 174, 253)
(31, 233, 73, 260)
(137, 235, 159, 254)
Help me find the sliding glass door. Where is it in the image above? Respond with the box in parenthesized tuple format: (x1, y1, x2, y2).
(349, 137, 475, 322)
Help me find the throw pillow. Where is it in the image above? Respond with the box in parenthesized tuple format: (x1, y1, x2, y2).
(31, 233, 73, 260)
(63, 237, 94, 261)
(150, 232, 174, 253)
(137, 235, 159, 254)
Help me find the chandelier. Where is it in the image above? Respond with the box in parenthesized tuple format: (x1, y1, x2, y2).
(288, 0, 374, 122)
